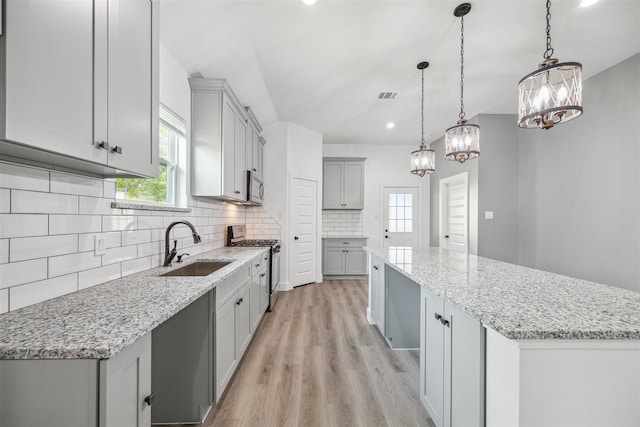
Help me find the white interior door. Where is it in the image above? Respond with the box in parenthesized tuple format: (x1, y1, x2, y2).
(290, 177, 317, 287)
(383, 187, 419, 248)
(439, 172, 468, 253)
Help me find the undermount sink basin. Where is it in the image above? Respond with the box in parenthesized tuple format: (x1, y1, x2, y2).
(160, 261, 231, 277)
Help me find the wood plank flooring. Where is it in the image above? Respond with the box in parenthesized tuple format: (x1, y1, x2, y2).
(209, 279, 433, 427)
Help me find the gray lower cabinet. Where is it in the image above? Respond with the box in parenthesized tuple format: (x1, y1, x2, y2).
(322, 238, 367, 276)
(368, 254, 385, 334)
(151, 292, 212, 424)
(420, 286, 485, 427)
(215, 278, 252, 403)
(0, 332, 152, 427)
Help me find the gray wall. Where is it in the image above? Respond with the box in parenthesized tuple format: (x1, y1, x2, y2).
(518, 53, 640, 292)
(477, 114, 520, 264)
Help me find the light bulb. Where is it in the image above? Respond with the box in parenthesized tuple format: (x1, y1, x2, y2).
(580, 0, 599, 7)
(557, 86, 568, 101)
(302, 0, 317, 4)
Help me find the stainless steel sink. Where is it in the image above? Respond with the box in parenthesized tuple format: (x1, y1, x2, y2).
(160, 261, 231, 277)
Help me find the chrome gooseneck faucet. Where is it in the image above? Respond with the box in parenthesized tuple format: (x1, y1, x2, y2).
(164, 220, 202, 266)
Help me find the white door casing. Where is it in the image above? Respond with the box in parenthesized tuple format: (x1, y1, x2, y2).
(439, 172, 469, 254)
(290, 177, 317, 287)
(383, 187, 419, 248)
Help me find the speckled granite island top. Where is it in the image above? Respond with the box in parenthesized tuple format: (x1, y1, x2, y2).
(367, 247, 640, 340)
(0, 247, 268, 360)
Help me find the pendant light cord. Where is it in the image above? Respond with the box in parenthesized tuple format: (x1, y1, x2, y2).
(459, 14, 465, 120)
(420, 68, 425, 144)
(544, 0, 554, 59)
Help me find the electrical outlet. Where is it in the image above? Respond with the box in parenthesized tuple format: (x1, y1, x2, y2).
(94, 234, 106, 256)
(485, 211, 494, 220)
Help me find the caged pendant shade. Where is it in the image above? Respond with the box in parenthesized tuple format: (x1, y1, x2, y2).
(518, 0, 583, 129)
(410, 61, 435, 177)
(444, 3, 479, 164)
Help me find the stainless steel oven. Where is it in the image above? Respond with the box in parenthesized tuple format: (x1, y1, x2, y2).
(226, 225, 280, 311)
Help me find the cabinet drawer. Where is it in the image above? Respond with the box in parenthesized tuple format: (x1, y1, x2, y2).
(215, 264, 250, 309)
(249, 251, 269, 276)
(323, 239, 366, 248)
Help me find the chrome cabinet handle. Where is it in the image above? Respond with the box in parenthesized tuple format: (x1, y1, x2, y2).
(435, 313, 443, 321)
(260, 273, 266, 277)
(111, 145, 122, 154)
(144, 392, 156, 406)
(97, 141, 109, 150)
(373, 265, 379, 270)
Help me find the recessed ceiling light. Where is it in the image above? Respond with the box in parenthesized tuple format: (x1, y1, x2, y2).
(302, 0, 317, 5)
(386, 122, 395, 129)
(579, 0, 599, 7)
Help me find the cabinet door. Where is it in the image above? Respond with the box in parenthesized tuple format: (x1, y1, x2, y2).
(323, 247, 346, 275)
(4, 0, 104, 165)
(420, 287, 445, 427)
(445, 302, 485, 427)
(99, 332, 152, 427)
(221, 99, 236, 199)
(369, 258, 380, 324)
(234, 116, 247, 200)
(343, 161, 364, 209)
(260, 256, 270, 312)
(251, 130, 260, 175)
(235, 283, 252, 356)
(257, 137, 265, 180)
(215, 297, 237, 402)
(250, 273, 261, 331)
(344, 248, 367, 275)
(323, 161, 344, 209)
(104, 0, 158, 177)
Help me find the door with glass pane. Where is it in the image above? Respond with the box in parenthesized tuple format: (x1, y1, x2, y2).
(383, 188, 419, 248)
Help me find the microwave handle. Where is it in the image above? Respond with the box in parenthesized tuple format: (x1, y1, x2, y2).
(259, 182, 264, 199)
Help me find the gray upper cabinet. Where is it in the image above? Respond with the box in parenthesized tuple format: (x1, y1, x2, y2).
(190, 78, 251, 202)
(0, 0, 159, 178)
(322, 158, 365, 209)
(245, 107, 265, 181)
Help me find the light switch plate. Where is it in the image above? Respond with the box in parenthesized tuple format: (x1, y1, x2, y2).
(94, 234, 106, 256)
(485, 211, 494, 220)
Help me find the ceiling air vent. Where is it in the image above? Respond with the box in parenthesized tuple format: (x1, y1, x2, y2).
(377, 92, 398, 100)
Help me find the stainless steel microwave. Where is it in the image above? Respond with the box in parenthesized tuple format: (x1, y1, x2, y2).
(247, 170, 264, 204)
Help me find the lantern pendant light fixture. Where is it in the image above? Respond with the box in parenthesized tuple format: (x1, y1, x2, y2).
(410, 61, 435, 177)
(518, 0, 582, 129)
(445, 3, 480, 164)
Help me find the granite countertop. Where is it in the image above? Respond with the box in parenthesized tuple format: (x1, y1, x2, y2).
(367, 247, 640, 340)
(0, 247, 269, 360)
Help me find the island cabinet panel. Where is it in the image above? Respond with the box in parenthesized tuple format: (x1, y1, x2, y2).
(367, 254, 386, 334)
(420, 286, 485, 427)
(385, 265, 421, 349)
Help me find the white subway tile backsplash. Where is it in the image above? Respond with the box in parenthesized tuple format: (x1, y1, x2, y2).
(122, 229, 151, 246)
(0, 214, 48, 238)
(0, 288, 8, 314)
(0, 258, 48, 289)
(50, 215, 101, 235)
(9, 274, 77, 311)
(78, 264, 121, 290)
(122, 256, 152, 277)
(103, 180, 116, 199)
(137, 216, 164, 229)
(79, 196, 118, 215)
(0, 240, 8, 264)
(10, 235, 78, 262)
(12, 190, 78, 214)
(0, 162, 49, 192)
(103, 245, 137, 265)
(0, 189, 9, 213)
(102, 215, 136, 232)
(50, 172, 103, 197)
(49, 251, 102, 278)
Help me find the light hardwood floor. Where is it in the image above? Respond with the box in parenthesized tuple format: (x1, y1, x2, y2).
(209, 279, 433, 427)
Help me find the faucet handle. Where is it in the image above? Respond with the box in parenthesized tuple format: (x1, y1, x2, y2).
(176, 253, 190, 263)
(172, 240, 177, 250)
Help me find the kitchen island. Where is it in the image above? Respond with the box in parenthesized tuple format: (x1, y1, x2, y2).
(367, 246, 640, 427)
(0, 246, 270, 426)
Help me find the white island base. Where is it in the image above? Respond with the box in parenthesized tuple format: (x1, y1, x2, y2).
(486, 329, 640, 426)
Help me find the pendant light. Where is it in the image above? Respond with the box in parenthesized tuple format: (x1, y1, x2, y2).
(445, 3, 479, 164)
(410, 61, 435, 177)
(518, 0, 582, 129)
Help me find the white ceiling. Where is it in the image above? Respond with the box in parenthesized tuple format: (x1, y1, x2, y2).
(160, 0, 640, 145)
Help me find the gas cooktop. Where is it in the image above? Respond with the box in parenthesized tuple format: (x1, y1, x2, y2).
(230, 239, 279, 247)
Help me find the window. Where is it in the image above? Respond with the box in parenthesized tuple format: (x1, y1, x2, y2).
(116, 104, 185, 205)
(388, 193, 413, 233)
